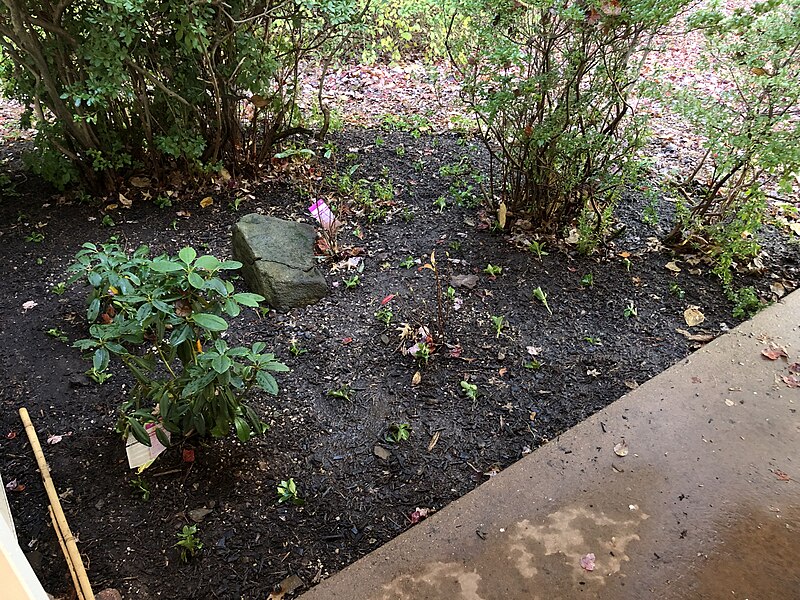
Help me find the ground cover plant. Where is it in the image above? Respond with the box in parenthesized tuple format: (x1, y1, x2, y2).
(0, 0, 799, 598)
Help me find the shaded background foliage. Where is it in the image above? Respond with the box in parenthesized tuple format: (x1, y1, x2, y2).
(0, 0, 360, 191)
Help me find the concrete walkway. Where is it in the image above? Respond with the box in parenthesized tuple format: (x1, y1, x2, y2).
(300, 291, 800, 600)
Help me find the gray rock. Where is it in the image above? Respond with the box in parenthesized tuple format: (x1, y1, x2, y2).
(232, 214, 328, 310)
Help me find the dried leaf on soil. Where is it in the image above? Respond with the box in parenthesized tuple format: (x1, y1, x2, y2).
(199, 196, 214, 208)
(614, 440, 629, 457)
(427, 431, 440, 452)
(411, 371, 422, 386)
(268, 574, 304, 600)
(675, 328, 714, 343)
(774, 470, 791, 481)
(409, 507, 432, 524)
(580, 553, 596, 571)
(665, 261, 681, 272)
(683, 306, 705, 327)
(47, 434, 62, 445)
(22, 300, 37, 311)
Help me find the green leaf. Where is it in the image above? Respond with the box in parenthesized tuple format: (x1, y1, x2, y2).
(223, 297, 240, 317)
(93, 347, 110, 372)
(150, 260, 182, 273)
(169, 324, 192, 346)
(188, 271, 205, 289)
(255, 370, 278, 395)
(194, 255, 220, 270)
(181, 370, 217, 398)
(218, 260, 243, 270)
(88, 297, 101, 322)
(155, 427, 171, 448)
(88, 271, 102, 288)
(192, 313, 228, 331)
(234, 416, 251, 442)
(204, 278, 229, 297)
(179, 247, 197, 264)
(233, 292, 264, 307)
(128, 419, 151, 447)
(211, 354, 232, 374)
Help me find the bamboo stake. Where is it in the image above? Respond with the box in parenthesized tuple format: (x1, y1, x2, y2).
(19, 408, 95, 600)
(49, 505, 85, 600)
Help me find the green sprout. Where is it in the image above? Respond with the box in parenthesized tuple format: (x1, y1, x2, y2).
(490, 315, 506, 338)
(175, 525, 203, 562)
(277, 478, 304, 505)
(385, 423, 411, 443)
(528, 240, 548, 261)
(532, 286, 552, 315)
(460, 380, 478, 402)
(483, 264, 502, 277)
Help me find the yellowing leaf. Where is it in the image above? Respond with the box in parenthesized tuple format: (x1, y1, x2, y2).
(200, 196, 214, 208)
(497, 202, 507, 229)
(411, 371, 422, 386)
(119, 193, 132, 208)
(683, 306, 705, 327)
(130, 176, 150, 188)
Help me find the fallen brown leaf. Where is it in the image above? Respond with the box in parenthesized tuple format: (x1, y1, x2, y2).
(427, 431, 440, 452)
(782, 374, 800, 388)
(676, 328, 715, 343)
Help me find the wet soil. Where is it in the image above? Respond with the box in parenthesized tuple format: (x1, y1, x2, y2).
(1, 128, 798, 599)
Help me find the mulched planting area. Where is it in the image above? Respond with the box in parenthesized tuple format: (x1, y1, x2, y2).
(1, 125, 798, 599)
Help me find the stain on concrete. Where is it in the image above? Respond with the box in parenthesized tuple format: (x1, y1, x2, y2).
(379, 562, 484, 600)
(506, 506, 646, 586)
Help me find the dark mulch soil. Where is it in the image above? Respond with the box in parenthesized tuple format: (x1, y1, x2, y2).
(1, 129, 798, 599)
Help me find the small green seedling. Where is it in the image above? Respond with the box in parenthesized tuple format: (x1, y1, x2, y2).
(524, 359, 542, 370)
(490, 315, 506, 338)
(528, 241, 548, 261)
(327, 385, 352, 401)
(46, 327, 69, 343)
(483, 264, 502, 277)
(343, 275, 360, 289)
(622, 257, 632, 272)
(449, 240, 461, 252)
(51, 281, 67, 295)
(277, 478, 304, 505)
(460, 380, 478, 402)
(25, 231, 44, 243)
(375, 306, 393, 326)
(101, 214, 115, 228)
(154, 195, 172, 209)
(175, 525, 203, 562)
(580, 273, 594, 288)
(411, 342, 432, 365)
(532, 286, 552, 315)
(624, 301, 638, 318)
(399, 256, 416, 269)
(433, 196, 447, 212)
(385, 423, 411, 443)
(395, 145, 406, 157)
(669, 282, 685, 299)
(129, 476, 151, 501)
(584, 336, 602, 345)
(413, 159, 425, 173)
(288, 339, 307, 357)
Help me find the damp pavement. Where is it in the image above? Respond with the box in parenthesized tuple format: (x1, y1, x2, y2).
(299, 290, 800, 600)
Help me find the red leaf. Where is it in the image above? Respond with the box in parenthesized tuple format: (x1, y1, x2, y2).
(182, 449, 195, 463)
(6, 431, 16, 439)
(342, 337, 353, 345)
(762, 346, 788, 360)
(381, 294, 395, 306)
(782, 375, 800, 388)
(788, 362, 800, 374)
(775, 470, 791, 481)
(580, 553, 596, 571)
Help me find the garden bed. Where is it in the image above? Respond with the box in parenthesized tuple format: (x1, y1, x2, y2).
(0, 124, 798, 599)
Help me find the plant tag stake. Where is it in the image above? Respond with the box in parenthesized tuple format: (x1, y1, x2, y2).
(308, 199, 334, 231)
(126, 423, 169, 471)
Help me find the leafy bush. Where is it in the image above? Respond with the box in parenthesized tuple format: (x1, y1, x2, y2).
(68, 242, 288, 446)
(662, 0, 800, 280)
(448, 0, 689, 235)
(352, 0, 458, 63)
(0, 0, 359, 191)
